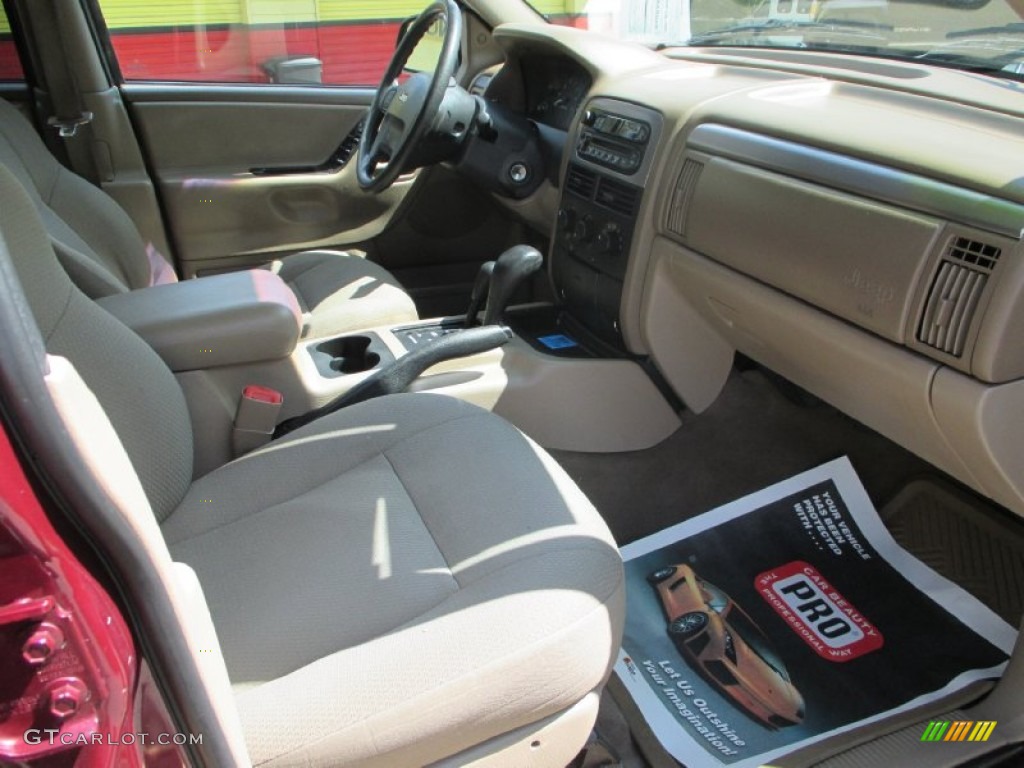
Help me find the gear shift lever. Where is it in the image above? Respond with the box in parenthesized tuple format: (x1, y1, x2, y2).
(482, 245, 543, 326)
(464, 260, 495, 328)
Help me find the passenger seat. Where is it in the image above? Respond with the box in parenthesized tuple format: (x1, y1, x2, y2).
(0, 161, 625, 766)
(0, 98, 419, 337)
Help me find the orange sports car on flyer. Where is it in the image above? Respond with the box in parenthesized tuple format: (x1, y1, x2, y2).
(649, 564, 806, 729)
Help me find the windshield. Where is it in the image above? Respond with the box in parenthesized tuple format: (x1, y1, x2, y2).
(525, 1, 1024, 80)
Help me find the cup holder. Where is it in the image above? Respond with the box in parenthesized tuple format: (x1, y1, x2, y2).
(326, 336, 379, 373)
(309, 333, 393, 378)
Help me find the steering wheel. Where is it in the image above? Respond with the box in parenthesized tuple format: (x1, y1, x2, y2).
(357, 0, 463, 193)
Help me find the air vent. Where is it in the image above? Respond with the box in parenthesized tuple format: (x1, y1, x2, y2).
(595, 176, 640, 216)
(333, 117, 365, 166)
(565, 164, 598, 199)
(947, 235, 1001, 271)
(917, 260, 988, 357)
(666, 158, 705, 238)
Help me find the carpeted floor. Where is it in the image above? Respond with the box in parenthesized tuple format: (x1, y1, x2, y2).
(552, 366, 935, 547)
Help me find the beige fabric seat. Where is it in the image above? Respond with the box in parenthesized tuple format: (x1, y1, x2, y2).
(0, 163, 624, 766)
(0, 98, 418, 337)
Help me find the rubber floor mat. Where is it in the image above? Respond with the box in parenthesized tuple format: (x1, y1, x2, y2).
(883, 479, 1024, 626)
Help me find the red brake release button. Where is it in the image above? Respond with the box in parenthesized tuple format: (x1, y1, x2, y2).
(242, 385, 283, 405)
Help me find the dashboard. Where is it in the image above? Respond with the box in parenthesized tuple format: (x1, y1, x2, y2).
(483, 23, 1024, 522)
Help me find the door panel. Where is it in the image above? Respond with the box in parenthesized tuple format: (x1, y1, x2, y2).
(126, 85, 374, 169)
(124, 84, 418, 276)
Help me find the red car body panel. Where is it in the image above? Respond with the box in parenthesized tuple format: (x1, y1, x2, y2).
(0, 422, 140, 766)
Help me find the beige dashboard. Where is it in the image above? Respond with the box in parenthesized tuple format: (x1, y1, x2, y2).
(488, 23, 1024, 518)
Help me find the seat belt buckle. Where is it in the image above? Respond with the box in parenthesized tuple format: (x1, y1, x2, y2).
(232, 385, 283, 457)
(47, 111, 94, 139)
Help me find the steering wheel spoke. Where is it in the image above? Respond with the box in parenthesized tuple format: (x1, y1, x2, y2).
(379, 83, 400, 112)
(356, 0, 463, 192)
(369, 118, 399, 164)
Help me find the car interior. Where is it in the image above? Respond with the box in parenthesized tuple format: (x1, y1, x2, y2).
(1, 0, 1024, 766)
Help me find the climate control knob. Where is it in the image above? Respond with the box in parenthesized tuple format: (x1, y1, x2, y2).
(574, 215, 595, 243)
(596, 228, 623, 256)
(557, 207, 576, 233)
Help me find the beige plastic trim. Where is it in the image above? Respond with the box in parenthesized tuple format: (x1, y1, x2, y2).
(930, 370, 1024, 518)
(127, 95, 417, 273)
(467, 0, 548, 27)
(132, 100, 369, 172)
(295, 322, 681, 452)
(82, 88, 175, 259)
(682, 155, 942, 344)
(642, 254, 733, 414)
(43, 355, 251, 765)
(98, 270, 301, 372)
(687, 123, 1024, 240)
(168, 563, 249, 761)
(656, 239, 991, 499)
(671, 47, 1024, 126)
(122, 83, 377, 105)
(492, 23, 665, 79)
(176, 316, 681, 476)
(644, 232, 1024, 517)
(438, 336, 682, 452)
(673, 131, 1024, 385)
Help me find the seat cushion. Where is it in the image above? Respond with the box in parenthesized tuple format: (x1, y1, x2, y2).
(275, 249, 419, 338)
(161, 393, 624, 767)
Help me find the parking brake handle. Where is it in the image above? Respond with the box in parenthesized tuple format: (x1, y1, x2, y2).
(273, 325, 512, 439)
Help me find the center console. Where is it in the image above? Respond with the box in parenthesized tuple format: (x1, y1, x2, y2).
(550, 98, 664, 350)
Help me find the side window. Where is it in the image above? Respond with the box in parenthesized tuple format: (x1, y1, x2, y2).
(94, 1, 430, 86)
(0, 4, 25, 81)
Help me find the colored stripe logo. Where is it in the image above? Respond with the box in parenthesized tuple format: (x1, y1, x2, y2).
(921, 721, 997, 742)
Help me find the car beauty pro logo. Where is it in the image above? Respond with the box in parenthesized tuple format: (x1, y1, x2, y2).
(756, 561, 883, 661)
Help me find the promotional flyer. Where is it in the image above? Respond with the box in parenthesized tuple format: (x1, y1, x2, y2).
(615, 457, 1017, 768)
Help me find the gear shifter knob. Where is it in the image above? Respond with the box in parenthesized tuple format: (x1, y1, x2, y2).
(464, 260, 495, 328)
(482, 245, 543, 326)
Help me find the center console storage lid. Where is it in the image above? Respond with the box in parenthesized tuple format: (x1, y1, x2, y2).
(98, 270, 302, 372)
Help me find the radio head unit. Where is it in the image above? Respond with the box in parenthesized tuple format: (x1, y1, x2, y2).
(576, 109, 652, 175)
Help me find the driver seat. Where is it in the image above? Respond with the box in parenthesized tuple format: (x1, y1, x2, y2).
(0, 98, 419, 338)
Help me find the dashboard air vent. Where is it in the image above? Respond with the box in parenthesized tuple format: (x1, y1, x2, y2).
(666, 158, 704, 238)
(595, 176, 640, 216)
(917, 259, 988, 358)
(565, 164, 598, 199)
(946, 235, 1001, 271)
